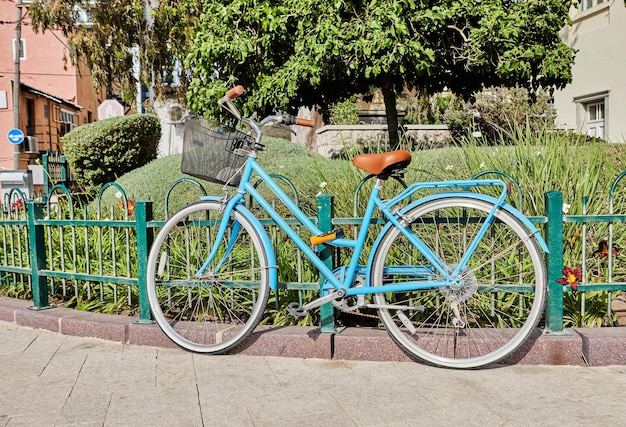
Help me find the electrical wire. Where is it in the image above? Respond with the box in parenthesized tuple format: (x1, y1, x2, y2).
(0, 71, 82, 77)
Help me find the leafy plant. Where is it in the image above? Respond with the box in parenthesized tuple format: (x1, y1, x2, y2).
(563, 291, 617, 327)
(328, 96, 360, 125)
(443, 87, 557, 144)
(63, 114, 161, 195)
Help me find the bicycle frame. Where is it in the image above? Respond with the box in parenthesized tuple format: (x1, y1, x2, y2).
(198, 152, 542, 298)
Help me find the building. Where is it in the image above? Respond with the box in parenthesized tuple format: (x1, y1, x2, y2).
(0, 1, 105, 193)
(553, 1, 626, 142)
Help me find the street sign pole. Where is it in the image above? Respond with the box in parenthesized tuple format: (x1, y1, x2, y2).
(13, 0, 23, 170)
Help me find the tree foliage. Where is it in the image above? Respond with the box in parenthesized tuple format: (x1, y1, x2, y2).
(186, 0, 575, 147)
(30, 0, 575, 147)
(29, 0, 199, 101)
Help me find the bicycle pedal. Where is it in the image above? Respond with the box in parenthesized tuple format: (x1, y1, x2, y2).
(287, 302, 306, 318)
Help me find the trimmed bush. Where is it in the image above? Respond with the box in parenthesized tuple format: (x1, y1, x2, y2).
(63, 114, 161, 195)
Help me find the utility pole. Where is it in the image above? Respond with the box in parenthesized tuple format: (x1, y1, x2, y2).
(13, 0, 23, 170)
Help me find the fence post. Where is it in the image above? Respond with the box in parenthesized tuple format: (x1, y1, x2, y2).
(544, 190, 564, 333)
(316, 194, 336, 331)
(41, 151, 50, 195)
(27, 200, 49, 309)
(135, 201, 154, 323)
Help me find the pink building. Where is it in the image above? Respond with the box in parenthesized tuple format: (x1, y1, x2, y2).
(0, 1, 104, 175)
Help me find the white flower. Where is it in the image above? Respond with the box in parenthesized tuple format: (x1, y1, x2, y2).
(115, 191, 122, 199)
(471, 131, 482, 138)
(319, 182, 327, 188)
(562, 203, 571, 215)
(535, 150, 543, 157)
(445, 165, 454, 171)
(479, 162, 485, 169)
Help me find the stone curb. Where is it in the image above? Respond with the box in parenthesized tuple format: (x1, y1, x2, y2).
(1, 296, 625, 366)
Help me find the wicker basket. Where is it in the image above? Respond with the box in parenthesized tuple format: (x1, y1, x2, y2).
(181, 118, 251, 186)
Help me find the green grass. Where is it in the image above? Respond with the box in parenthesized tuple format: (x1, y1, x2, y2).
(112, 131, 626, 220)
(101, 131, 626, 326)
(110, 136, 486, 220)
(109, 137, 328, 220)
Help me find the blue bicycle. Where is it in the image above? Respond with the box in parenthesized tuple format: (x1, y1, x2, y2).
(147, 86, 547, 369)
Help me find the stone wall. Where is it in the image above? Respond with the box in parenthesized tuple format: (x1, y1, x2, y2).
(311, 124, 451, 157)
(154, 100, 452, 159)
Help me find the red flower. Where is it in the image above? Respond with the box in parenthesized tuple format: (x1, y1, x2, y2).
(116, 199, 136, 216)
(556, 267, 582, 292)
(11, 199, 23, 211)
(593, 239, 619, 258)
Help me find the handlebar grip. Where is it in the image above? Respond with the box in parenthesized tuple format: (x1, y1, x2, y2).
(283, 114, 315, 127)
(295, 118, 315, 127)
(225, 85, 244, 99)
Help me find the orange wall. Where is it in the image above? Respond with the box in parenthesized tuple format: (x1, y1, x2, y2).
(0, 3, 104, 170)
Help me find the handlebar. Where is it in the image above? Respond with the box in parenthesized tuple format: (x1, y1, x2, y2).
(218, 85, 314, 151)
(220, 85, 314, 128)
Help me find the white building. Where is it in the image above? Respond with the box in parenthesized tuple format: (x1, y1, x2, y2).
(553, 0, 626, 142)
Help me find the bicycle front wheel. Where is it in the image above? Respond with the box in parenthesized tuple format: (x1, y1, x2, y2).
(371, 197, 546, 369)
(147, 200, 271, 353)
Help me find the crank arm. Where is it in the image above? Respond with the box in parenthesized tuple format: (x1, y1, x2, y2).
(302, 289, 346, 311)
(287, 289, 347, 319)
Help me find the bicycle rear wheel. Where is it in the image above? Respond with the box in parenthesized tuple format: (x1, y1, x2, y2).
(371, 197, 546, 369)
(147, 200, 271, 353)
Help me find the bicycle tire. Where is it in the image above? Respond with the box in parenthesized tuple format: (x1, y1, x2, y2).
(147, 200, 271, 353)
(371, 197, 546, 369)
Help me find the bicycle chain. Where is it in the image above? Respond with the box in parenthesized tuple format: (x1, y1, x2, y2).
(347, 309, 380, 320)
(333, 300, 381, 320)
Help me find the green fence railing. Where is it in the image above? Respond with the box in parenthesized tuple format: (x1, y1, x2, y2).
(1, 179, 626, 331)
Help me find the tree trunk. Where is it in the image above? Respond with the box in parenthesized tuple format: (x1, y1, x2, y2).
(380, 77, 400, 150)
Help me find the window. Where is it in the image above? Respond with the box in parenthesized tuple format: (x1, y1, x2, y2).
(586, 101, 605, 139)
(74, 2, 94, 27)
(12, 38, 26, 60)
(580, 0, 604, 12)
(574, 91, 609, 141)
(26, 98, 35, 136)
(59, 109, 77, 136)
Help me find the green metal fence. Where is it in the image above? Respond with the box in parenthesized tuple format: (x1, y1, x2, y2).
(1, 176, 625, 331)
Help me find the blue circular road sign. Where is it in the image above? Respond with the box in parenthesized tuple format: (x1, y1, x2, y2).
(7, 128, 25, 145)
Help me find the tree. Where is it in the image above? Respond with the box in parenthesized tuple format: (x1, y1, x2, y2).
(31, 1, 575, 148)
(29, 0, 199, 103)
(186, 0, 575, 147)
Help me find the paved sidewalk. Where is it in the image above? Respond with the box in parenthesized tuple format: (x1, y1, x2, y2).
(1, 320, 625, 427)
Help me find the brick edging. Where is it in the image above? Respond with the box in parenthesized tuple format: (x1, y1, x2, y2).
(2, 297, 625, 366)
